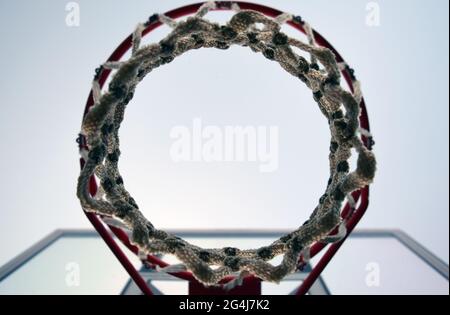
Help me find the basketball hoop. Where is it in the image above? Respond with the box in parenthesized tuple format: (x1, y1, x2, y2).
(77, 1, 376, 295)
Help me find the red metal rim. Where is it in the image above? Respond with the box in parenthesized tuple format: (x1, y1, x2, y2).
(79, 1, 372, 295)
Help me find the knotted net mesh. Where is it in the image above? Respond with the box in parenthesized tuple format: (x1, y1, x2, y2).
(77, 2, 376, 286)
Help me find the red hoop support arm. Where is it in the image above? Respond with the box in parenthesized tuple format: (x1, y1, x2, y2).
(79, 1, 373, 295)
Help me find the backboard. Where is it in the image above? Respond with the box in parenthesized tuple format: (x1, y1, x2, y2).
(0, 229, 448, 295)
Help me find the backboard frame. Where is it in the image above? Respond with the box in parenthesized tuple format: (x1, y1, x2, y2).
(0, 229, 447, 295)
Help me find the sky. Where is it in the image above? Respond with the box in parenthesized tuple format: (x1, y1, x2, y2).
(0, 0, 448, 270)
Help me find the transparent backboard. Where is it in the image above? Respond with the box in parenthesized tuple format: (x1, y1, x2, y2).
(0, 229, 448, 295)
